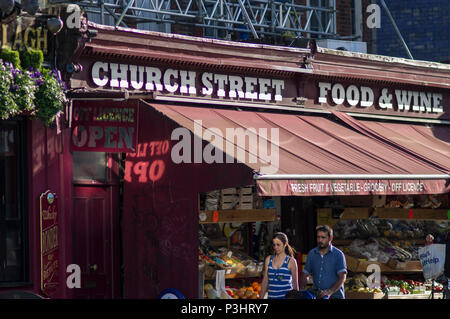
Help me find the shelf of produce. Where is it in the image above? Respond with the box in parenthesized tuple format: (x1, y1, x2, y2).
(204, 273, 262, 280)
(385, 292, 440, 299)
(334, 239, 425, 246)
(321, 207, 449, 221)
(345, 255, 422, 273)
(373, 208, 449, 220)
(199, 209, 277, 224)
(346, 291, 385, 299)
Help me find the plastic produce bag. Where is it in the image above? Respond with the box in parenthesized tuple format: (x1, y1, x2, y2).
(418, 244, 446, 280)
(215, 270, 231, 299)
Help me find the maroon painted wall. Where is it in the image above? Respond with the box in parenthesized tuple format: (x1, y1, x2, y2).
(122, 102, 253, 298)
(28, 119, 73, 298)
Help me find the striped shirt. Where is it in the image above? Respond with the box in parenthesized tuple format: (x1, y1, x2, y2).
(267, 255, 293, 299)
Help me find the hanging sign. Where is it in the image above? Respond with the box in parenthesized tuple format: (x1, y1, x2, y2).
(71, 100, 139, 153)
(40, 190, 59, 297)
(1, 17, 50, 55)
(257, 179, 450, 196)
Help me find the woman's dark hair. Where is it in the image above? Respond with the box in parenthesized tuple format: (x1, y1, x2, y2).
(273, 232, 296, 258)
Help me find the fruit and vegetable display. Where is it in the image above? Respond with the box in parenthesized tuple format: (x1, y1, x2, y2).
(383, 278, 426, 295)
(334, 219, 449, 242)
(204, 281, 262, 299)
(199, 225, 264, 279)
(335, 219, 449, 265)
(345, 274, 384, 294)
(345, 274, 443, 297)
(339, 237, 419, 264)
(199, 247, 263, 279)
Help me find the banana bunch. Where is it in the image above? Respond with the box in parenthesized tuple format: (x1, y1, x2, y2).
(345, 274, 383, 294)
(346, 287, 383, 293)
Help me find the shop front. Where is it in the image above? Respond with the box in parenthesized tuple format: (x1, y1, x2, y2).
(253, 48, 450, 299)
(63, 22, 449, 299)
(65, 21, 314, 298)
(0, 9, 74, 298)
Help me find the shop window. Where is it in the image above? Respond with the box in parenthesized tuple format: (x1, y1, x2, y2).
(73, 151, 108, 182)
(0, 121, 28, 284)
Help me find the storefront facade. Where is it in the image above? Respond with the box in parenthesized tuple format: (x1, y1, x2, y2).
(1, 14, 448, 298)
(65, 22, 449, 298)
(0, 8, 74, 298)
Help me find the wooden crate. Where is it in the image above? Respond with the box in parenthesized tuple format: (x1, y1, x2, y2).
(199, 209, 277, 224)
(317, 208, 339, 228)
(373, 207, 449, 220)
(387, 258, 407, 270)
(345, 255, 423, 273)
(237, 187, 254, 210)
(220, 188, 238, 210)
(346, 291, 385, 299)
(339, 196, 373, 207)
(341, 208, 372, 220)
(385, 292, 434, 299)
(387, 259, 422, 271)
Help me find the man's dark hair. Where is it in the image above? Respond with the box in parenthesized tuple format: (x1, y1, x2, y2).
(316, 225, 333, 238)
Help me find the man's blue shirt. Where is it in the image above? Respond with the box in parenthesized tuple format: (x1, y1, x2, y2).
(303, 244, 347, 299)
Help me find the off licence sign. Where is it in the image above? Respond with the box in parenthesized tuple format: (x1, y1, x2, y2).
(71, 100, 139, 153)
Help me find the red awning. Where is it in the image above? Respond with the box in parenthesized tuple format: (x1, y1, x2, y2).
(142, 101, 450, 196)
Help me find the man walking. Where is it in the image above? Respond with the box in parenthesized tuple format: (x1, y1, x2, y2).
(300, 225, 347, 299)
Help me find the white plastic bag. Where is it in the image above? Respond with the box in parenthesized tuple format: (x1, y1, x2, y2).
(418, 244, 446, 280)
(215, 270, 231, 299)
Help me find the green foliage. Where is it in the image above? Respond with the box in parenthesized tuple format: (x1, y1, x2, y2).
(35, 69, 67, 126)
(0, 48, 21, 69)
(21, 49, 44, 71)
(0, 49, 67, 126)
(0, 61, 17, 120)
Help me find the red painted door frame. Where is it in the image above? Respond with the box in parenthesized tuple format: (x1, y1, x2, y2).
(71, 153, 120, 299)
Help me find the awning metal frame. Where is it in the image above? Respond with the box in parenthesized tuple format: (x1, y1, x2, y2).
(254, 174, 450, 180)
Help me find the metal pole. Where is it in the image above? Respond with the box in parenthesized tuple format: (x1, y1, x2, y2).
(431, 280, 434, 299)
(237, 0, 259, 39)
(116, 0, 136, 27)
(254, 174, 450, 180)
(379, 0, 414, 60)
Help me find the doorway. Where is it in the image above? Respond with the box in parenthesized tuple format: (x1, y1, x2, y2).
(72, 152, 120, 298)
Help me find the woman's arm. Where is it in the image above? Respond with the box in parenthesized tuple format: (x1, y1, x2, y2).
(260, 256, 270, 299)
(289, 257, 299, 290)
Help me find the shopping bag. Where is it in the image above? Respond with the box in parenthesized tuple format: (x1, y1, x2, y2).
(215, 270, 231, 299)
(418, 244, 446, 280)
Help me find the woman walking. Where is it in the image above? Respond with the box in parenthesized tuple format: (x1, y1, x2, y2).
(260, 232, 298, 299)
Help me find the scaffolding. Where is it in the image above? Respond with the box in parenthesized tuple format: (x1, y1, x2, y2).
(50, 0, 337, 42)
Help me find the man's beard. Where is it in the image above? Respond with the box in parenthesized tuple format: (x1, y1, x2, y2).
(318, 242, 329, 249)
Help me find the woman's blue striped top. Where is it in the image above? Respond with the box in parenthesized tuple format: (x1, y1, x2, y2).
(267, 255, 292, 299)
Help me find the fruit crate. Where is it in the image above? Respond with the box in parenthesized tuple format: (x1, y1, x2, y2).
(237, 187, 254, 210)
(346, 291, 385, 299)
(220, 188, 238, 210)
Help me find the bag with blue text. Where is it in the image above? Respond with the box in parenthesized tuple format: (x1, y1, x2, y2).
(418, 244, 446, 280)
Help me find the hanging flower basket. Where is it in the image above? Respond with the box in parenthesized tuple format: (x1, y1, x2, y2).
(0, 54, 68, 126)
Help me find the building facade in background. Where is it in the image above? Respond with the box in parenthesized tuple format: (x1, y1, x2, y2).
(375, 0, 450, 63)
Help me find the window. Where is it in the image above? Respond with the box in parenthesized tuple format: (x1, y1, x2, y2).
(73, 152, 108, 182)
(0, 121, 28, 284)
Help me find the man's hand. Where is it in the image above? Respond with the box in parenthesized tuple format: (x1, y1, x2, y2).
(319, 289, 332, 299)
